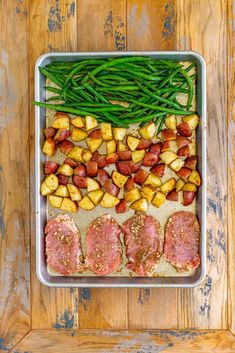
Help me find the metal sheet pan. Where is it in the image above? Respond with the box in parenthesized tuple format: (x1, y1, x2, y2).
(35, 51, 206, 287)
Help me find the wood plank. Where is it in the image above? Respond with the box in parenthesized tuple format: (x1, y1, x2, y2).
(228, 0, 235, 335)
(12, 329, 235, 352)
(176, 0, 227, 329)
(126, 0, 178, 330)
(76, 0, 128, 330)
(0, 0, 30, 350)
(77, 0, 127, 51)
(29, 0, 79, 329)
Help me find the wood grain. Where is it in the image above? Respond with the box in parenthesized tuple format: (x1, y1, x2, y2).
(0, 0, 30, 350)
(176, 0, 227, 329)
(126, 0, 178, 330)
(228, 0, 235, 335)
(29, 0, 78, 330)
(76, 0, 128, 330)
(12, 329, 235, 352)
(77, 0, 127, 51)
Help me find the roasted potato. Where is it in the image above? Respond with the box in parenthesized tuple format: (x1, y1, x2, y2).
(44, 127, 56, 139)
(85, 115, 98, 131)
(57, 164, 74, 176)
(82, 149, 92, 163)
(177, 145, 190, 157)
(97, 155, 108, 168)
(74, 164, 86, 177)
(116, 161, 132, 176)
(107, 140, 116, 154)
(106, 152, 119, 164)
(71, 116, 84, 128)
(139, 122, 155, 140)
(64, 158, 78, 169)
(131, 162, 141, 174)
(54, 128, 70, 142)
(130, 198, 148, 212)
(160, 151, 177, 164)
(103, 180, 119, 197)
(183, 182, 197, 192)
(176, 179, 185, 192)
(188, 171, 201, 186)
(113, 127, 127, 141)
(88, 128, 102, 139)
(87, 177, 100, 192)
(98, 169, 110, 187)
(118, 150, 132, 161)
(112, 171, 128, 188)
(44, 174, 59, 191)
(48, 195, 63, 208)
(161, 129, 176, 141)
(176, 167, 191, 181)
(170, 158, 185, 172)
(87, 189, 104, 205)
(45, 161, 59, 175)
(54, 185, 69, 197)
(184, 156, 198, 170)
(124, 187, 141, 203)
(142, 151, 159, 166)
(41, 181, 52, 196)
(160, 178, 176, 194)
(117, 141, 128, 152)
(43, 138, 56, 157)
(54, 112, 69, 119)
(132, 150, 145, 164)
(144, 173, 162, 188)
(134, 169, 148, 185)
(60, 198, 78, 213)
(116, 199, 127, 213)
(166, 190, 178, 201)
(67, 146, 83, 162)
(127, 135, 140, 151)
(86, 161, 98, 177)
(150, 142, 162, 155)
(150, 163, 165, 177)
(176, 135, 191, 149)
(165, 115, 176, 130)
(79, 196, 95, 210)
(100, 192, 120, 208)
(86, 138, 103, 153)
(137, 138, 151, 150)
(140, 186, 155, 204)
(177, 122, 192, 137)
(124, 176, 135, 191)
(161, 141, 170, 152)
(152, 191, 166, 208)
(72, 175, 87, 188)
(67, 184, 82, 201)
(182, 114, 199, 130)
(60, 140, 74, 155)
(71, 128, 88, 142)
(101, 123, 113, 140)
(183, 191, 196, 206)
(57, 174, 69, 185)
(52, 116, 70, 130)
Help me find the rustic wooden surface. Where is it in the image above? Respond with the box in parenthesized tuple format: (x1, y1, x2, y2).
(0, 0, 234, 352)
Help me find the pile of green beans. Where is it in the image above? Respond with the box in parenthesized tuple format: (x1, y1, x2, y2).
(33, 56, 196, 130)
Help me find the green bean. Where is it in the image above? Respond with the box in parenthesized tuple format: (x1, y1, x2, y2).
(33, 102, 98, 117)
(180, 68, 194, 108)
(129, 98, 195, 115)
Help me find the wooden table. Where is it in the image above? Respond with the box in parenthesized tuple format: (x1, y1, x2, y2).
(0, 0, 234, 351)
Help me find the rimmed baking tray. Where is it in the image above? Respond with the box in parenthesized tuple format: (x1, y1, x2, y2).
(35, 51, 206, 287)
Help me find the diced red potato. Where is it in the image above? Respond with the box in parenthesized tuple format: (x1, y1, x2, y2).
(118, 150, 132, 161)
(177, 122, 192, 137)
(142, 152, 160, 167)
(44, 127, 56, 139)
(106, 152, 119, 164)
(161, 141, 170, 152)
(64, 158, 78, 169)
(177, 145, 190, 157)
(176, 167, 192, 181)
(184, 156, 198, 170)
(54, 112, 69, 119)
(161, 129, 176, 141)
(45, 161, 59, 175)
(91, 151, 99, 161)
(176, 135, 191, 148)
(57, 174, 69, 185)
(131, 161, 142, 173)
(103, 180, 120, 197)
(134, 169, 148, 185)
(74, 164, 86, 177)
(166, 190, 178, 201)
(59, 140, 74, 155)
(124, 176, 135, 191)
(98, 169, 110, 186)
(116, 161, 132, 176)
(86, 161, 98, 177)
(72, 175, 87, 188)
(54, 128, 70, 142)
(97, 155, 108, 168)
(88, 128, 102, 139)
(150, 163, 165, 177)
(183, 191, 196, 206)
(42, 138, 56, 157)
(150, 142, 162, 155)
(136, 139, 151, 150)
(116, 199, 127, 214)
